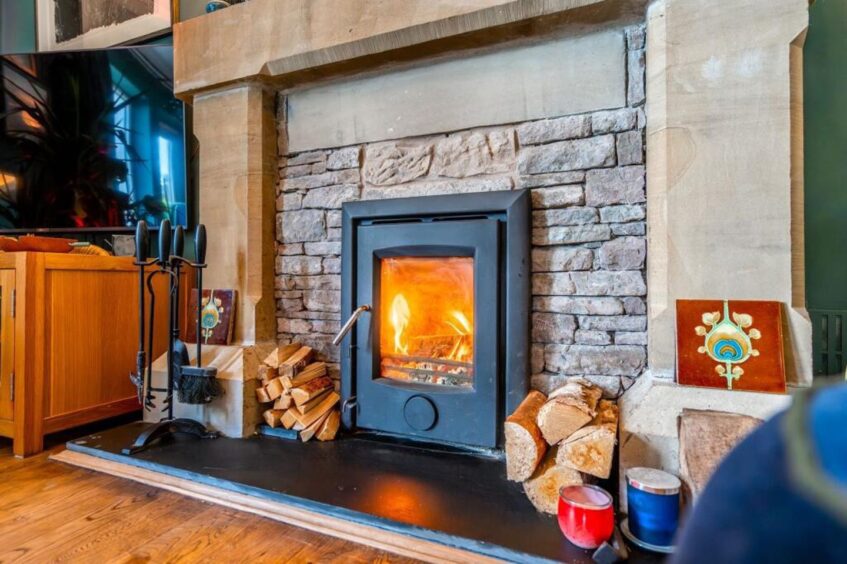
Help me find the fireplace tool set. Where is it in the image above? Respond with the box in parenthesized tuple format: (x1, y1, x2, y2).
(123, 219, 221, 455)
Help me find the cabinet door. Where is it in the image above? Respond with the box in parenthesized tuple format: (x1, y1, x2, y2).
(0, 269, 14, 422)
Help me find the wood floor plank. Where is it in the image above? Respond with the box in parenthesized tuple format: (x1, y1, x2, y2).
(0, 443, 419, 564)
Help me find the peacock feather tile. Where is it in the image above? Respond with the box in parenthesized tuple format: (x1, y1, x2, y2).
(676, 299, 786, 393)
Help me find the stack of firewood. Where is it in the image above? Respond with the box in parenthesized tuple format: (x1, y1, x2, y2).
(505, 378, 619, 514)
(255, 343, 341, 442)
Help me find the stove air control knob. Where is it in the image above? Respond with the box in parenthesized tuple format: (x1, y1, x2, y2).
(404, 395, 437, 431)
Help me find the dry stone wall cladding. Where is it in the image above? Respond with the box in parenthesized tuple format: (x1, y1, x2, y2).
(275, 25, 647, 394)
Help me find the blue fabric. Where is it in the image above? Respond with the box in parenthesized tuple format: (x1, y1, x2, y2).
(810, 384, 847, 492)
(671, 386, 847, 564)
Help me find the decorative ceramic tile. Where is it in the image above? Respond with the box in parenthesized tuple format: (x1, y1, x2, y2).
(185, 289, 237, 345)
(676, 300, 786, 393)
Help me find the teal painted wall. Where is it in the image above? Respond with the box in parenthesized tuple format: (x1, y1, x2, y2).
(805, 0, 847, 310)
(0, 0, 36, 54)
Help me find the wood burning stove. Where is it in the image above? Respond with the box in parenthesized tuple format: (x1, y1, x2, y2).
(338, 190, 530, 449)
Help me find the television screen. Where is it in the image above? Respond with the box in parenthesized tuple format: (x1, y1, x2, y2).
(0, 46, 187, 230)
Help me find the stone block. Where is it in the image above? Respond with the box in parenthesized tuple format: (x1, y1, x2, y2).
(627, 49, 646, 106)
(518, 134, 616, 174)
(544, 344, 646, 376)
(575, 329, 612, 345)
(292, 275, 340, 290)
(626, 24, 646, 50)
(530, 186, 585, 209)
(532, 225, 611, 246)
(622, 297, 647, 315)
(531, 344, 545, 374)
(517, 114, 591, 145)
(326, 210, 342, 228)
(327, 146, 361, 170)
(432, 130, 515, 177)
(532, 313, 577, 344)
(615, 331, 648, 345)
(286, 151, 326, 166)
(278, 255, 323, 276)
(534, 296, 624, 315)
(616, 131, 643, 165)
(518, 171, 585, 188)
(302, 184, 360, 209)
(364, 143, 431, 185)
(285, 169, 359, 191)
(597, 237, 646, 270)
(362, 177, 512, 200)
(679, 409, 762, 498)
(278, 209, 326, 243)
(304, 241, 342, 256)
(303, 289, 341, 312)
(599, 205, 645, 223)
(278, 318, 312, 334)
(591, 109, 637, 134)
(585, 166, 646, 206)
(570, 271, 646, 296)
(532, 273, 576, 296)
(279, 193, 302, 210)
(323, 257, 341, 273)
(611, 222, 646, 236)
(533, 207, 598, 227)
(579, 315, 647, 331)
(531, 247, 594, 272)
(277, 243, 304, 256)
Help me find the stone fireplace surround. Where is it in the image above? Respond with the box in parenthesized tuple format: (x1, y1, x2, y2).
(275, 23, 648, 399)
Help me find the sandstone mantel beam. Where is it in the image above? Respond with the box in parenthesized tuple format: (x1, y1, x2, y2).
(173, 0, 646, 99)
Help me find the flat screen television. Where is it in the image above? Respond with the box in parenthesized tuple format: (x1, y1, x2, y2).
(0, 46, 187, 231)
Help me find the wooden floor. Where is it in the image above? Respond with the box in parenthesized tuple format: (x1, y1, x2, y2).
(0, 437, 417, 564)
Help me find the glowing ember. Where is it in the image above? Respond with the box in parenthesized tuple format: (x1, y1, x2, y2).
(380, 257, 474, 387)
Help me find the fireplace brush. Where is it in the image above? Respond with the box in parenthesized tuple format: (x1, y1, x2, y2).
(124, 219, 219, 456)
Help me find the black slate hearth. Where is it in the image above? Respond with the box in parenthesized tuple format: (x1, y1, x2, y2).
(65, 424, 660, 563)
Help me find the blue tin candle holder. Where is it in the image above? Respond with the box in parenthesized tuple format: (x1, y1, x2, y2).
(625, 467, 681, 549)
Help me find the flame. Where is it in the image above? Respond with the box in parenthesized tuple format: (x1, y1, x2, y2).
(390, 293, 411, 356)
(380, 257, 475, 386)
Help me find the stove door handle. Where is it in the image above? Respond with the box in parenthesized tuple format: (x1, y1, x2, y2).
(332, 304, 371, 346)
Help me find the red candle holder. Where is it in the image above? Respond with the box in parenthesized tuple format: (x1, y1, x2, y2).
(558, 484, 615, 549)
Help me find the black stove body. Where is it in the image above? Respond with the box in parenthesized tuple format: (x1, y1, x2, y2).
(338, 189, 530, 450)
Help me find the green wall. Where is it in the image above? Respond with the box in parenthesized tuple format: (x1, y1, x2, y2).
(0, 0, 36, 54)
(805, 0, 847, 310)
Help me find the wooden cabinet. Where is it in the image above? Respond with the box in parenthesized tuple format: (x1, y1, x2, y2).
(0, 252, 185, 456)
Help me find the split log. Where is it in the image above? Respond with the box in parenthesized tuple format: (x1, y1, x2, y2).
(281, 407, 299, 429)
(300, 410, 333, 442)
(264, 377, 286, 401)
(279, 346, 314, 379)
(263, 409, 285, 428)
(255, 386, 272, 404)
(282, 362, 326, 390)
(292, 392, 340, 430)
(523, 447, 583, 514)
(537, 380, 602, 445)
(264, 342, 302, 368)
(258, 364, 278, 383)
(274, 393, 293, 410)
(294, 389, 332, 415)
(555, 400, 619, 479)
(291, 376, 333, 407)
(317, 410, 341, 441)
(504, 390, 548, 481)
